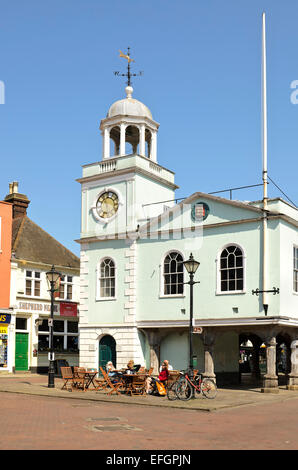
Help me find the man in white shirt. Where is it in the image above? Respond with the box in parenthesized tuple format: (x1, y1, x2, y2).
(159, 359, 173, 372)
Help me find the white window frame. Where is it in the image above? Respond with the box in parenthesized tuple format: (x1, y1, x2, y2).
(59, 275, 73, 300)
(216, 243, 246, 295)
(25, 270, 41, 298)
(293, 245, 298, 294)
(160, 250, 185, 298)
(96, 257, 117, 301)
(38, 319, 79, 351)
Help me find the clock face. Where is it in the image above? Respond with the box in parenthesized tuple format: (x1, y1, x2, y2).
(96, 191, 119, 219)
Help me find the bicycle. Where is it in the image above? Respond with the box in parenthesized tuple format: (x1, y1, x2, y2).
(166, 374, 184, 401)
(175, 369, 217, 400)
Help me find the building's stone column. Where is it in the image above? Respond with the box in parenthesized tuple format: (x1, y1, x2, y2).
(150, 131, 157, 162)
(202, 331, 216, 382)
(139, 124, 145, 156)
(287, 340, 298, 390)
(103, 127, 110, 159)
(124, 240, 137, 324)
(251, 336, 262, 381)
(120, 123, 126, 156)
(143, 330, 161, 375)
(262, 336, 279, 393)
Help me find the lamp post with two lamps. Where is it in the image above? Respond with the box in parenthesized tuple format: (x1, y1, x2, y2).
(46, 265, 61, 388)
(183, 253, 200, 377)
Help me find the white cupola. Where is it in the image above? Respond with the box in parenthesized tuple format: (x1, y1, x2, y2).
(99, 85, 159, 162)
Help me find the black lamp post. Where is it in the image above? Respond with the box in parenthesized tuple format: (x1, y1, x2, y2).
(183, 253, 200, 376)
(46, 265, 61, 388)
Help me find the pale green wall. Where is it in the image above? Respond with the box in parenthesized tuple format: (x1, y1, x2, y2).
(85, 238, 127, 324)
(280, 220, 298, 316)
(82, 194, 297, 326)
(160, 331, 238, 372)
(137, 220, 264, 321)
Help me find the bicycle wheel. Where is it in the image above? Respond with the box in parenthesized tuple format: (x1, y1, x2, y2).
(193, 374, 202, 396)
(175, 378, 193, 401)
(167, 382, 178, 401)
(201, 378, 217, 399)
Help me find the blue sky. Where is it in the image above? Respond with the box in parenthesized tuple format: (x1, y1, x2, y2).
(0, 0, 297, 256)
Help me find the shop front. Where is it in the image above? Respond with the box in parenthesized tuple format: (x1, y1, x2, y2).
(0, 311, 14, 372)
(14, 300, 79, 373)
(36, 301, 79, 373)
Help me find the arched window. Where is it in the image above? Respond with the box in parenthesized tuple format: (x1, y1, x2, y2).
(219, 245, 244, 292)
(163, 252, 184, 295)
(98, 258, 116, 298)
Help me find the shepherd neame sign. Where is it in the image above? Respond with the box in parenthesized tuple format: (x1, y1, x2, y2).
(18, 302, 58, 313)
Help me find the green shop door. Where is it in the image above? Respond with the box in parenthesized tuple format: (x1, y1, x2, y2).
(15, 333, 29, 371)
(99, 335, 116, 372)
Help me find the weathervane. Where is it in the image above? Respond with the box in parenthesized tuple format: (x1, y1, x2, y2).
(114, 47, 143, 86)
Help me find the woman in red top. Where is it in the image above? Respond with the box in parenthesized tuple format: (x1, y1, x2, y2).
(158, 364, 169, 382)
(146, 361, 169, 394)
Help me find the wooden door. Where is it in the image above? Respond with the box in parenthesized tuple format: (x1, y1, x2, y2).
(98, 335, 116, 372)
(15, 333, 29, 371)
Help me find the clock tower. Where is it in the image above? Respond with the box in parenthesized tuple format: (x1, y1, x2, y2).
(77, 79, 179, 370)
(77, 84, 178, 241)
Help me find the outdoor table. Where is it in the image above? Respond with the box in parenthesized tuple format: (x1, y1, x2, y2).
(83, 370, 98, 390)
(121, 373, 148, 394)
(118, 374, 135, 394)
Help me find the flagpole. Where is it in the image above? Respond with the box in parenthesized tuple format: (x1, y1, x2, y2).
(262, 12, 269, 315)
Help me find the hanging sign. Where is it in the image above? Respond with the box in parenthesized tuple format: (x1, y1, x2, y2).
(0, 325, 8, 334)
(60, 302, 78, 317)
(0, 314, 11, 324)
(193, 327, 203, 334)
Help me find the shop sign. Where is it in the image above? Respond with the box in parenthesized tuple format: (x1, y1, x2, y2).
(0, 314, 11, 324)
(0, 325, 8, 334)
(60, 302, 78, 317)
(18, 302, 58, 313)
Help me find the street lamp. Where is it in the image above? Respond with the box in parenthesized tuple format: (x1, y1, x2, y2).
(183, 253, 200, 376)
(46, 265, 61, 388)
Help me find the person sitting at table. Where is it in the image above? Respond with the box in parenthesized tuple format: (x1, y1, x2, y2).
(125, 360, 135, 374)
(106, 361, 117, 377)
(160, 359, 173, 372)
(145, 361, 170, 394)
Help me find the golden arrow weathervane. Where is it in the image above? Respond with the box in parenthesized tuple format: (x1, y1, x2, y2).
(119, 49, 135, 63)
(114, 47, 143, 86)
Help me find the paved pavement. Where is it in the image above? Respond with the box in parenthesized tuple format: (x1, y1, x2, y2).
(1, 373, 298, 450)
(1, 372, 298, 412)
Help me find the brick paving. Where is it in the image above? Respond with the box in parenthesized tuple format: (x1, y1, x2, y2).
(0, 373, 298, 450)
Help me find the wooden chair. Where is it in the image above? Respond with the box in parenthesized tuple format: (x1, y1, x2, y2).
(61, 367, 74, 391)
(94, 368, 109, 392)
(147, 367, 154, 376)
(72, 367, 87, 391)
(100, 367, 123, 396)
(130, 374, 146, 396)
(165, 370, 180, 390)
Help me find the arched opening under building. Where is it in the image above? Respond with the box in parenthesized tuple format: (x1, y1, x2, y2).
(125, 125, 139, 155)
(276, 333, 291, 385)
(239, 333, 266, 385)
(145, 128, 152, 158)
(110, 126, 120, 156)
(98, 335, 116, 371)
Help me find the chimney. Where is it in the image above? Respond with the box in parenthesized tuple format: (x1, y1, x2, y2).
(4, 181, 30, 218)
